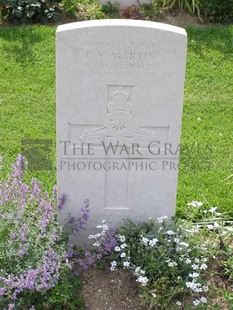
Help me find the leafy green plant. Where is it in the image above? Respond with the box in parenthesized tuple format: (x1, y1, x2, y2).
(201, 0, 233, 23)
(106, 200, 233, 309)
(108, 216, 209, 309)
(101, 0, 120, 18)
(138, 2, 160, 20)
(61, 0, 78, 18)
(76, 0, 105, 20)
(0, 0, 61, 24)
(154, 0, 202, 20)
(123, 4, 140, 19)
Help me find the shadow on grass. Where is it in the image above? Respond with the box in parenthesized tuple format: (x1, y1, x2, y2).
(186, 25, 233, 56)
(0, 25, 53, 63)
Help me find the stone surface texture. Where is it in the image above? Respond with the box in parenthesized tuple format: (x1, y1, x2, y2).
(56, 19, 187, 240)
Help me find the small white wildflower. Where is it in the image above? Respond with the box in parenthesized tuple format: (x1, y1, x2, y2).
(200, 296, 207, 303)
(168, 261, 177, 267)
(179, 242, 189, 247)
(191, 264, 199, 270)
(185, 258, 191, 264)
(93, 241, 100, 247)
(207, 224, 213, 230)
(187, 201, 203, 208)
(114, 246, 121, 252)
(120, 252, 126, 258)
(193, 299, 200, 306)
(209, 206, 217, 213)
(149, 238, 158, 247)
(194, 258, 200, 263)
(117, 234, 126, 242)
(136, 276, 148, 287)
(134, 267, 141, 275)
(151, 292, 157, 298)
(88, 234, 95, 239)
(120, 243, 127, 249)
(174, 238, 180, 243)
(213, 222, 220, 228)
(166, 230, 175, 235)
(157, 215, 168, 223)
(141, 237, 149, 246)
(176, 301, 182, 306)
(200, 263, 208, 270)
(189, 272, 199, 278)
(123, 261, 130, 267)
(110, 261, 117, 271)
(140, 269, 145, 275)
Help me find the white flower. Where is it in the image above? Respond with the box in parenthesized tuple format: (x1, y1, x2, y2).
(114, 246, 121, 252)
(110, 261, 117, 271)
(120, 252, 126, 258)
(174, 238, 180, 243)
(149, 238, 158, 247)
(185, 258, 191, 264)
(209, 206, 217, 213)
(200, 263, 208, 270)
(120, 243, 127, 249)
(93, 241, 100, 247)
(200, 296, 207, 303)
(134, 267, 141, 275)
(191, 264, 198, 270)
(141, 237, 149, 246)
(123, 261, 130, 267)
(151, 292, 157, 298)
(194, 258, 200, 263)
(179, 242, 189, 247)
(117, 234, 126, 242)
(157, 215, 168, 223)
(176, 301, 182, 306)
(136, 276, 148, 286)
(140, 270, 145, 275)
(187, 201, 203, 208)
(193, 299, 200, 306)
(166, 230, 175, 235)
(168, 261, 177, 267)
(189, 272, 199, 278)
(213, 222, 220, 228)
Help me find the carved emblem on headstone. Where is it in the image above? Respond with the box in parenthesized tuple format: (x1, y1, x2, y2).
(80, 85, 156, 145)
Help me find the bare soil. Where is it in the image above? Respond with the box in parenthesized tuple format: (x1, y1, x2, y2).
(80, 267, 147, 310)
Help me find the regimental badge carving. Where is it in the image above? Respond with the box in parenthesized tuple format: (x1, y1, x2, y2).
(80, 85, 156, 145)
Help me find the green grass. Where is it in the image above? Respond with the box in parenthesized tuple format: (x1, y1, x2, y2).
(0, 25, 232, 215)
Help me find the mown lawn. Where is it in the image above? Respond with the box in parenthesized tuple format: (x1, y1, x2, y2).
(0, 24, 232, 216)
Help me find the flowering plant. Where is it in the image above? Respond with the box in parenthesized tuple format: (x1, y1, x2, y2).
(108, 216, 209, 309)
(0, 155, 84, 309)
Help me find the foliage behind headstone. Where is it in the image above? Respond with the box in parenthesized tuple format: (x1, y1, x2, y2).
(0, 0, 61, 24)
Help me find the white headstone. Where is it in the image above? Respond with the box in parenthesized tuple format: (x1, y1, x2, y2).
(56, 20, 187, 240)
(99, 0, 151, 8)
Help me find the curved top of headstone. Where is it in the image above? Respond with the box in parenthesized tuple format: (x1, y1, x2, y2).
(56, 19, 187, 37)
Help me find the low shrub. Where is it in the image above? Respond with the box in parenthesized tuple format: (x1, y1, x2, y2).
(201, 0, 233, 23)
(100, 201, 233, 309)
(0, 0, 61, 24)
